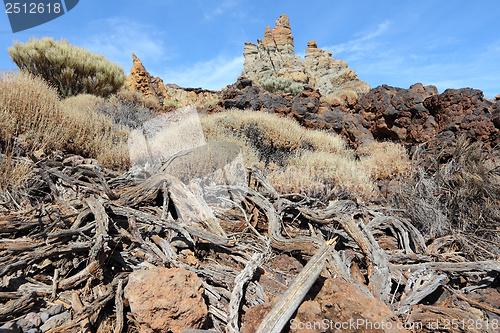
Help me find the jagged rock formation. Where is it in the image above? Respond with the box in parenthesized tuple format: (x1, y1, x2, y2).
(125, 54, 166, 104)
(125, 54, 219, 108)
(242, 14, 370, 101)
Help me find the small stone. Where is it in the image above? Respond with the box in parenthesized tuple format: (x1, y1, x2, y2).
(39, 312, 49, 323)
(46, 303, 65, 316)
(39, 312, 71, 332)
(17, 312, 42, 330)
(24, 329, 40, 333)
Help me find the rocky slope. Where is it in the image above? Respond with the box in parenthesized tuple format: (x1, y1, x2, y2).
(242, 14, 370, 102)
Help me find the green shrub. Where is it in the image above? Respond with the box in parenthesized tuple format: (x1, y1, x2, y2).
(258, 75, 304, 95)
(8, 37, 124, 97)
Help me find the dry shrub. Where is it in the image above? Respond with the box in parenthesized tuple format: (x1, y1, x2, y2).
(268, 151, 376, 199)
(201, 108, 347, 162)
(1, 71, 130, 170)
(0, 147, 33, 207)
(358, 141, 411, 180)
(61, 95, 130, 169)
(200, 109, 377, 200)
(95, 89, 157, 129)
(394, 135, 500, 260)
(112, 88, 160, 110)
(0, 70, 67, 151)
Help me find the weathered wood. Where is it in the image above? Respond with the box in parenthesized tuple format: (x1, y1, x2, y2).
(391, 260, 500, 273)
(227, 252, 264, 333)
(85, 196, 110, 260)
(58, 260, 101, 290)
(395, 269, 449, 315)
(256, 239, 336, 333)
(0, 292, 36, 320)
(368, 215, 428, 254)
(114, 279, 125, 333)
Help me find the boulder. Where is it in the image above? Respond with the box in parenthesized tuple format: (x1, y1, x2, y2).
(124, 267, 207, 333)
(242, 14, 370, 101)
(290, 278, 410, 333)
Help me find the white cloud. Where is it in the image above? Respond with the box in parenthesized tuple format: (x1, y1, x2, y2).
(161, 55, 244, 90)
(80, 18, 167, 73)
(203, 0, 240, 21)
(324, 20, 392, 59)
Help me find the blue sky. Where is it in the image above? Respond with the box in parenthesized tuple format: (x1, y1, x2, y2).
(1, 0, 499, 98)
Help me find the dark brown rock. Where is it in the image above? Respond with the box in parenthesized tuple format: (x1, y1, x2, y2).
(423, 88, 499, 147)
(355, 83, 439, 144)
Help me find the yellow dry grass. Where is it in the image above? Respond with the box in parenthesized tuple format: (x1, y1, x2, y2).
(199, 109, 396, 199)
(0, 70, 67, 151)
(0, 149, 33, 198)
(358, 141, 411, 180)
(60, 94, 131, 169)
(1, 71, 130, 170)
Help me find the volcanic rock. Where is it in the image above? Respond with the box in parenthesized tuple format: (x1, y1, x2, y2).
(124, 267, 207, 333)
(125, 53, 166, 104)
(423, 88, 499, 147)
(220, 77, 374, 147)
(242, 14, 370, 101)
(291, 278, 409, 333)
(355, 83, 439, 144)
(125, 54, 219, 109)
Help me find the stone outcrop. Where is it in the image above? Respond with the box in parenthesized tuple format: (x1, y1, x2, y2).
(124, 267, 207, 333)
(125, 54, 219, 109)
(356, 85, 500, 149)
(216, 77, 374, 148)
(356, 83, 440, 144)
(217, 77, 500, 151)
(125, 53, 166, 104)
(242, 14, 370, 101)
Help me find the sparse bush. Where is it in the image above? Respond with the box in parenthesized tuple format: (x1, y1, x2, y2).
(1, 71, 129, 170)
(200, 109, 378, 200)
(8, 37, 124, 97)
(0, 147, 33, 208)
(61, 95, 130, 169)
(394, 136, 500, 260)
(114, 88, 160, 110)
(163, 100, 179, 108)
(268, 151, 376, 200)
(258, 75, 304, 95)
(97, 92, 157, 129)
(0, 70, 67, 151)
(358, 141, 411, 180)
